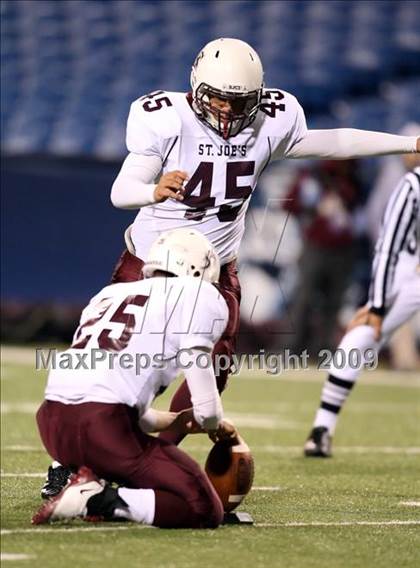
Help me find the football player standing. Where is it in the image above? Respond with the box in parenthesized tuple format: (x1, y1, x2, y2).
(110, 37, 419, 438)
(304, 163, 420, 457)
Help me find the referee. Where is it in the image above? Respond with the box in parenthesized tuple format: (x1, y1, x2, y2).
(304, 164, 420, 457)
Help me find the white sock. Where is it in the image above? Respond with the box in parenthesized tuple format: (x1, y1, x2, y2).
(330, 325, 377, 381)
(116, 488, 155, 525)
(314, 407, 340, 434)
(314, 325, 378, 434)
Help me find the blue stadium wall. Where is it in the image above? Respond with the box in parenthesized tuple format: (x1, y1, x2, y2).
(2, 157, 132, 304)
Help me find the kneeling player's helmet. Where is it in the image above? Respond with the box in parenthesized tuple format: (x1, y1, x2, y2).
(142, 228, 221, 283)
(190, 38, 264, 139)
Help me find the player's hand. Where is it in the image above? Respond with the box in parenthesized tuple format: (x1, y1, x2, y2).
(154, 171, 188, 202)
(347, 304, 383, 340)
(167, 409, 204, 435)
(208, 419, 239, 444)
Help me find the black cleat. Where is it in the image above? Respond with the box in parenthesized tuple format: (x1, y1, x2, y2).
(303, 427, 332, 457)
(223, 512, 254, 525)
(41, 464, 73, 499)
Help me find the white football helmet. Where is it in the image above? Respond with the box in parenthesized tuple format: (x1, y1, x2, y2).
(190, 38, 264, 139)
(142, 228, 221, 283)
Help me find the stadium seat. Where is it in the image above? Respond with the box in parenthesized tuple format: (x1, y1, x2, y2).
(2, 0, 419, 159)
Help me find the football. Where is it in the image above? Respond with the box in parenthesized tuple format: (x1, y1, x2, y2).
(205, 436, 254, 512)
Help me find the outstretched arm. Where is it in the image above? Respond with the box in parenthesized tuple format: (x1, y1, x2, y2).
(286, 129, 419, 160)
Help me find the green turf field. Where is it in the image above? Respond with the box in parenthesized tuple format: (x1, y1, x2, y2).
(1, 346, 419, 567)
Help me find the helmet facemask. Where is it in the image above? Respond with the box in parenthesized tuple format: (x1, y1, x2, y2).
(193, 83, 261, 139)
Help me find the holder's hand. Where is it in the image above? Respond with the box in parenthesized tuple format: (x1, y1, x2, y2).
(167, 409, 204, 435)
(207, 419, 239, 444)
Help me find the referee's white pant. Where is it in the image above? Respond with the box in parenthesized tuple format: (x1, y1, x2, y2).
(329, 253, 420, 381)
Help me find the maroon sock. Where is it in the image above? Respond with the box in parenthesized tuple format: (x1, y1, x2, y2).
(158, 380, 192, 444)
(153, 490, 195, 528)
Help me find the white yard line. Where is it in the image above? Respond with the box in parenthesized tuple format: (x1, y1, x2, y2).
(3, 445, 420, 463)
(238, 369, 420, 388)
(1, 525, 153, 535)
(252, 445, 420, 455)
(0, 405, 305, 430)
(1, 403, 40, 414)
(255, 520, 420, 527)
(185, 445, 420, 455)
(0, 474, 281, 485)
(2, 521, 420, 535)
(1, 473, 45, 478)
(1, 553, 35, 561)
(226, 413, 303, 430)
(2, 445, 43, 452)
(399, 501, 420, 507)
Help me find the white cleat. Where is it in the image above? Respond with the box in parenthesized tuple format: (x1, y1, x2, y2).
(32, 466, 105, 524)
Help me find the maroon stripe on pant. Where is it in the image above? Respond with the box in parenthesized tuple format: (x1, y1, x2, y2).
(36, 400, 223, 528)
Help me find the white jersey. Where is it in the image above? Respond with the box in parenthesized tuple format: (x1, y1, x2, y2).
(128, 90, 307, 265)
(369, 167, 420, 312)
(45, 277, 228, 417)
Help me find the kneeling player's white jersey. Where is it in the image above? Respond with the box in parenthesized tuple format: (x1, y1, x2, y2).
(128, 90, 307, 264)
(45, 277, 228, 415)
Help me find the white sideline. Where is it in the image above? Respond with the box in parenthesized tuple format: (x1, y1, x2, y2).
(2, 521, 420, 535)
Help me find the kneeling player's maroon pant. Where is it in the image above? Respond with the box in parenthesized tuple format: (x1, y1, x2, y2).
(111, 249, 241, 444)
(36, 400, 223, 528)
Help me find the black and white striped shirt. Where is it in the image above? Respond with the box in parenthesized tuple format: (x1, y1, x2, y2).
(369, 166, 420, 314)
